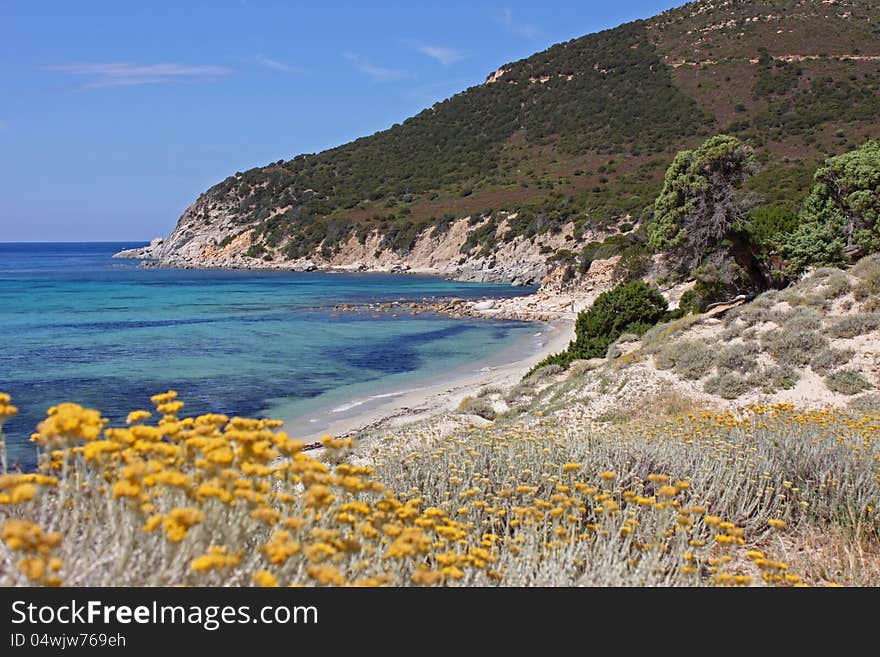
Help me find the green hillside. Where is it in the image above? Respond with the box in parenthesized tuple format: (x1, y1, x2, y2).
(186, 0, 880, 262)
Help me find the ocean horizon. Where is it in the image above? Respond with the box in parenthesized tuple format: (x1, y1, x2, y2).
(0, 242, 540, 469)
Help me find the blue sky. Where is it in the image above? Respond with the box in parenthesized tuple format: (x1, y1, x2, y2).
(0, 1, 680, 241)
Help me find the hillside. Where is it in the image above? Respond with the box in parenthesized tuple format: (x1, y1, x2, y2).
(121, 0, 880, 286)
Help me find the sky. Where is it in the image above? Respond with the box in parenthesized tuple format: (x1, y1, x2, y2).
(0, 1, 681, 241)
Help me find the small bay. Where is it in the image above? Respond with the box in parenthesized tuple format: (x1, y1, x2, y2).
(0, 242, 538, 469)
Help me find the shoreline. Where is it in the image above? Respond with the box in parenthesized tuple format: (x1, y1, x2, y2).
(282, 318, 574, 441)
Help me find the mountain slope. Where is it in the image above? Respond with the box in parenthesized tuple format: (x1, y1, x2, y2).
(127, 0, 880, 286)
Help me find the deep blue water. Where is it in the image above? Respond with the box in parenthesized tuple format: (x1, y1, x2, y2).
(0, 242, 539, 469)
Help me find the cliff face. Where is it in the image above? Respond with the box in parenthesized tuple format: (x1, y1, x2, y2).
(119, 200, 613, 287)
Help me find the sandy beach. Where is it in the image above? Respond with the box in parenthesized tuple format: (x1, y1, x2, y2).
(285, 317, 574, 441)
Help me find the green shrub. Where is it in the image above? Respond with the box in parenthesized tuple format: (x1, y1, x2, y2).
(760, 329, 828, 367)
(530, 281, 674, 373)
(457, 397, 497, 420)
(847, 393, 880, 412)
(809, 346, 855, 376)
(703, 372, 752, 399)
(716, 342, 759, 374)
(825, 369, 873, 395)
(750, 364, 799, 393)
(827, 313, 880, 339)
(674, 343, 716, 380)
(852, 255, 880, 301)
(778, 140, 880, 275)
(677, 289, 703, 314)
(527, 364, 564, 380)
(747, 204, 799, 251)
(772, 306, 822, 332)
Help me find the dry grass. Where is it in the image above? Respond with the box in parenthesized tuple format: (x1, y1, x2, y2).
(2, 392, 877, 587)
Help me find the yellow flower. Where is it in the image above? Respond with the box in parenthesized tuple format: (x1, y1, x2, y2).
(150, 390, 178, 406)
(599, 471, 616, 481)
(253, 570, 279, 587)
(307, 564, 345, 586)
(126, 410, 152, 425)
(191, 547, 241, 572)
(142, 514, 163, 532)
(33, 403, 107, 446)
(768, 518, 786, 529)
(263, 532, 301, 564)
(111, 480, 141, 498)
(412, 566, 443, 586)
(11, 483, 36, 504)
(657, 485, 678, 498)
(18, 556, 46, 581)
(562, 463, 581, 472)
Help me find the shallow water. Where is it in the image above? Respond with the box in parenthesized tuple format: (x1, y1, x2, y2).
(0, 242, 538, 468)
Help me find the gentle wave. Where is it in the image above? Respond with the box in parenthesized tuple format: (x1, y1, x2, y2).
(331, 388, 425, 413)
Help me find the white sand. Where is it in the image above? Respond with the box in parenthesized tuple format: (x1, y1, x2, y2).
(287, 319, 574, 440)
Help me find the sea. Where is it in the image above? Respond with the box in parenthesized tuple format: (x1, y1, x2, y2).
(0, 242, 543, 469)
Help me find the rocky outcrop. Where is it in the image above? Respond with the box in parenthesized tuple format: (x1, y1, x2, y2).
(115, 197, 614, 289)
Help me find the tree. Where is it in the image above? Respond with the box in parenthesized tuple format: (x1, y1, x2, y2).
(648, 134, 757, 271)
(777, 139, 880, 275)
(803, 139, 880, 254)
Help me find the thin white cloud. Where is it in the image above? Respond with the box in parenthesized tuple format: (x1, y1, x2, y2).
(43, 62, 232, 88)
(342, 52, 411, 82)
(496, 7, 540, 39)
(0, 119, 6, 130)
(417, 45, 465, 66)
(403, 79, 467, 107)
(251, 54, 309, 74)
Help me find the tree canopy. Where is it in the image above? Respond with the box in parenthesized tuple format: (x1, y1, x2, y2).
(647, 135, 756, 271)
(779, 139, 880, 273)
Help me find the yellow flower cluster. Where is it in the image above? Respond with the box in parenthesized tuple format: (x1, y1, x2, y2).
(1, 519, 63, 586)
(0, 391, 875, 587)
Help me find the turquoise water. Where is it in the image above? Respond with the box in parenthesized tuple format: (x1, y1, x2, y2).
(0, 242, 539, 469)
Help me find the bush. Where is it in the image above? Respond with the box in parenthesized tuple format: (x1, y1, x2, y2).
(827, 313, 880, 339)
(852, 255, 880, 300)
(703, 372, 752, 399)
(847, 393, 880, 412)
(751, 364, 799, 393)
(606, 333, 641, 359)
(798, 268, 850, 301)
(778, 140, 880, 275)
(772, 306, 822, 332)
(674, 343, 716, 380)
(457, 397, 497, 420)
(532, 281, 674, 372)
(655, 340, 715, 380)
(566, 359, 605, 378)
(747, 204, 799, 252)
(760, 329, 828, 367)
(678, 289, 704, 314)
(825, 369, 873, 395)
(809, 346, 855, 376)
(716, 342, 759, 374)
(527, 364, 564, 381)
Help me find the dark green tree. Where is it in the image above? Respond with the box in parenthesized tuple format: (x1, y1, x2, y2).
(779, 139, 880, 274)
(648, 134, 757, 271)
